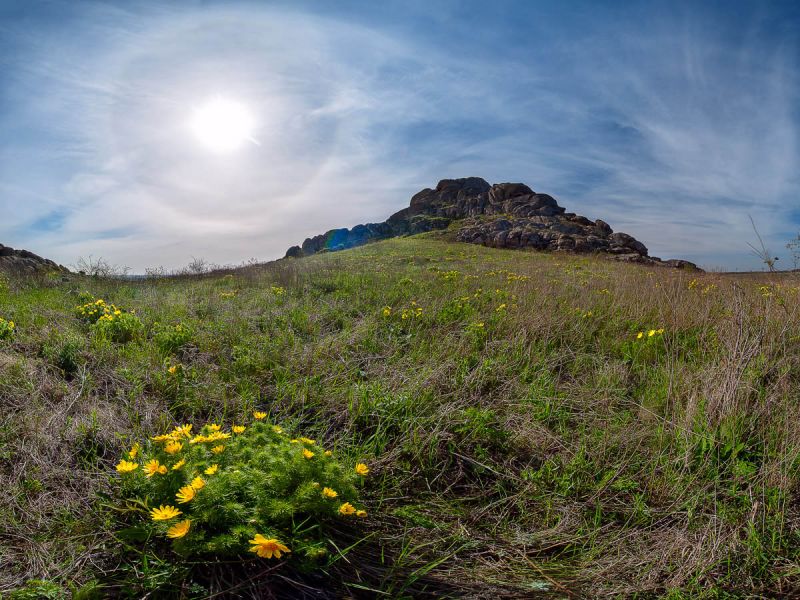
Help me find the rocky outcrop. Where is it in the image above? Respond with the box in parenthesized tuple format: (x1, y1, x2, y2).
(286, 178, 699, 270)
(0, 243, 68, 274)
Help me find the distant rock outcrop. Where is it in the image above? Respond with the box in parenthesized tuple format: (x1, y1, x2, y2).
(285, 177, 699, 269)
(0, 243, 67, 274)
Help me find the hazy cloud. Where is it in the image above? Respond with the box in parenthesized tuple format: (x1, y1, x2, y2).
(0, 1, 798, 271)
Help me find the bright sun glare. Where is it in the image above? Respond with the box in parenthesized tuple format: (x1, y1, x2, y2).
(189, 97, 255, 154)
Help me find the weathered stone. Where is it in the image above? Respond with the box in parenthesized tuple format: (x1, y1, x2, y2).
(595, 219, 613, 235)
(284, 177, 700, 269)
(0, 243, 68, 274)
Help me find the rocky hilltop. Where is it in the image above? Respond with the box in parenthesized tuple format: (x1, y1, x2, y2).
(286, 177, 698, 269)
(0, 243, 67, 274)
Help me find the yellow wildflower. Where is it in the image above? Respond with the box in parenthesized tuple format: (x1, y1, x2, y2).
(253, 411, 267, 420)
(144, 459, 167, 477)
(648, 329, 656, 337)
(166, 520, 191, 539)
(190, 476, 205, 490)
(339, 502, 356, 516)
(167, 365, 178, 375)
(152, 433, 176, 442)
(207, 431, 231, 441)
(324, 450, 332, 456)
(355, 463, 369, 476)
(322, 487, 338, 499)
(171, 458, 186, 471)
(150, 505, 181, 521)
(302, 448, 315, 459)
(232, 425, 245, 434)
(636, 332, 644, 339)
(211, 445, 225, 454)
(165, 441, 183, 455)
(116, 459, 138, 473)
(356, 510, 367, 518)
(249, 535, 290, 559)
(204, 464, 219, 475)
(127, 443, 140, 459)
(208, 423, 221, 432)
(298, 437, 315, 445)
(176, 485, 196, 504)
(189, 435, 208, 444)
(172, 424, 192, 437)
(272, 425, 283, 434)
(382, 306, 392, 317)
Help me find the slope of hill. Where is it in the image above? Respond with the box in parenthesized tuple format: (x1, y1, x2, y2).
(0, 243, 67, 274)
(0, 236, 797, 598)
(287, 177, 699, 270)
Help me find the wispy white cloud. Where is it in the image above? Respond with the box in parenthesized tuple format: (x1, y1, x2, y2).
(0, 1, 798, 270)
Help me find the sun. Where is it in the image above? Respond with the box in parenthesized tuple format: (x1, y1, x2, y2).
(189, 97, 255, 154)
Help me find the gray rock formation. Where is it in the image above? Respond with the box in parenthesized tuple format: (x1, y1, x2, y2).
(285, 177, 699, 270)
(0, 243, 68, 274)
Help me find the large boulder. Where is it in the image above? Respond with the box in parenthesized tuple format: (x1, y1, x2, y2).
(0, 243, 68, 274)
(283, 178, 699, 269)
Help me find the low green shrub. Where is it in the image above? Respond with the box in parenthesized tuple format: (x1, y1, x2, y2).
(42, 334, 84, 376)
(75, 296, 142, 343)
(94, 312, 142, 343)
(113, 414, 369, 565)
(153, 323, 193, 355)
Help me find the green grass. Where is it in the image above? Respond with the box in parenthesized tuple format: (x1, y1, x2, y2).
(1, 234, 800, 597)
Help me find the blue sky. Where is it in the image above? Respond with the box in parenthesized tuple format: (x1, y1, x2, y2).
(1, 0, 798, 271)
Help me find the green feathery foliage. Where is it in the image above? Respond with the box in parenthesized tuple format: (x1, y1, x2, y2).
(114, 418, 368, 564)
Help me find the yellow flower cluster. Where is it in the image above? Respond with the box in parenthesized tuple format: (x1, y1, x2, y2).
(401, 301, 423, 320)
(636, 328, 665, 340)
(75, 298, 123, 323)
(117, 414, 371, 555)
(149, 505, 192, 539)
(439, 270, 461, 281)
(701, 284, 717, 295)
(0, 317, 15, 341)
(338, 501, 367, 517)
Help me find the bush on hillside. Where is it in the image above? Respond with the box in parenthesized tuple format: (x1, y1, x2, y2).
(75, 296, 142, 343)
(153, 322, 194, 355)
(113, 415, 369, 565)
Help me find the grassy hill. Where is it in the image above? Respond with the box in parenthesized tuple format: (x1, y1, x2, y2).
(1, 234, 799, 598)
